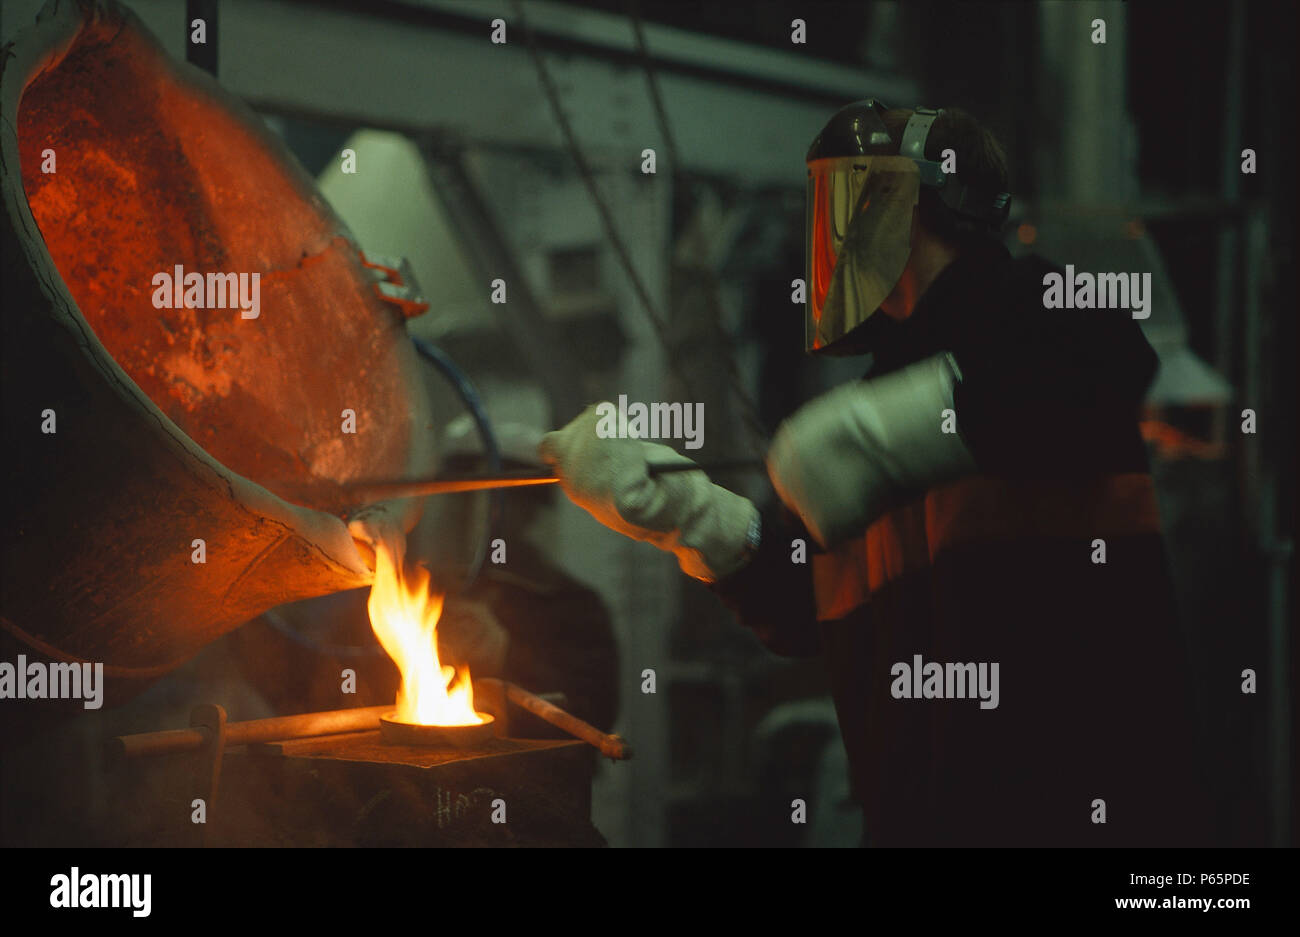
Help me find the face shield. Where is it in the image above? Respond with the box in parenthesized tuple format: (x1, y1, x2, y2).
(805, 155, 920, 354)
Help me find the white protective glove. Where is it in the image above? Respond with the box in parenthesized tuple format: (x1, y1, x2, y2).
(539, 405, 759, 582)
(767, 352, 978, 549)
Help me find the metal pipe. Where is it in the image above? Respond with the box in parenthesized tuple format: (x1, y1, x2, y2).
(488, 678, 632, 760)
(107, 704, 393, 759)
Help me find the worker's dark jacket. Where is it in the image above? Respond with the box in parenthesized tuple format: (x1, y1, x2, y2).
(712, 239, 1206, 846)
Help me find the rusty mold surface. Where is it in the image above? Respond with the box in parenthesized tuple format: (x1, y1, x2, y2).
(0, 0, 434, 684)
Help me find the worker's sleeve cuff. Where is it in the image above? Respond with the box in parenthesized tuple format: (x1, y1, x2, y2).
(709, 502, 822, 657)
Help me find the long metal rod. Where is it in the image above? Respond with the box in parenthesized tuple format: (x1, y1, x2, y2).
(353, 470, 557, 501)
(350, 459, 764, 501)
(109, 692, 633, 760)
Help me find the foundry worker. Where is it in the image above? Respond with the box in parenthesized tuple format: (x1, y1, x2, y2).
(539, 102, 1207, 846)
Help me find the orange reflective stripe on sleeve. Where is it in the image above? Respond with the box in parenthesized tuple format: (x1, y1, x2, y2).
(813, 473, 1163, 621)
(925, 472, 1162, 556)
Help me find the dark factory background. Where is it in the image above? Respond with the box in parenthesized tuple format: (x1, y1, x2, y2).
(0, 0, 1293, 849)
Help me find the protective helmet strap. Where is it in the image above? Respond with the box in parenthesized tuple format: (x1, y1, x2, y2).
(900, 106, 1011, 231)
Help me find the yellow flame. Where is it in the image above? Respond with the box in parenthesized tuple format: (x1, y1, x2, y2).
(367, 541, 483, 726)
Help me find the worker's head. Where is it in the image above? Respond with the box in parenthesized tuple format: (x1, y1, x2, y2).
(804, 101, 1010, 355)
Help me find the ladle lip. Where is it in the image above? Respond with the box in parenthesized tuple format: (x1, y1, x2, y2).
(378, 712, 496, 747)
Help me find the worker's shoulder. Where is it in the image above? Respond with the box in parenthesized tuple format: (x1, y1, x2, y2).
(987, 250, 1158, 395)
(997, 251, 1148, 337)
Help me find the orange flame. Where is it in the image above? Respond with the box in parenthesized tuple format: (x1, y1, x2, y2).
(367, 541, 484, 726)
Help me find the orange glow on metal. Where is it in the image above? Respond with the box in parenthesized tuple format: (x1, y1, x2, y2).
(15, 22, 415, 514)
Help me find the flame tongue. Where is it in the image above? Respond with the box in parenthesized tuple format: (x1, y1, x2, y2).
(367, 541, 483, 726)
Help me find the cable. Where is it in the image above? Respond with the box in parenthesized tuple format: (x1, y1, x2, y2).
(627, 1, 769, 457)
(627, 1, 680, 170)
(511, 0, 768, 458)
(412, 336, 501, 589)
(510, 0, 669, 341)
(264, 339, 500, 657)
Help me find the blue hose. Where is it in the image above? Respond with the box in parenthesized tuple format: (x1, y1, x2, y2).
(410, 335, 502, 589)
(265, 337, 500, 657)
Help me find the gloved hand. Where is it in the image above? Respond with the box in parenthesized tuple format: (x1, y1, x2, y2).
(539, 405, 759, 582)
(767, 352, 978, 548)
